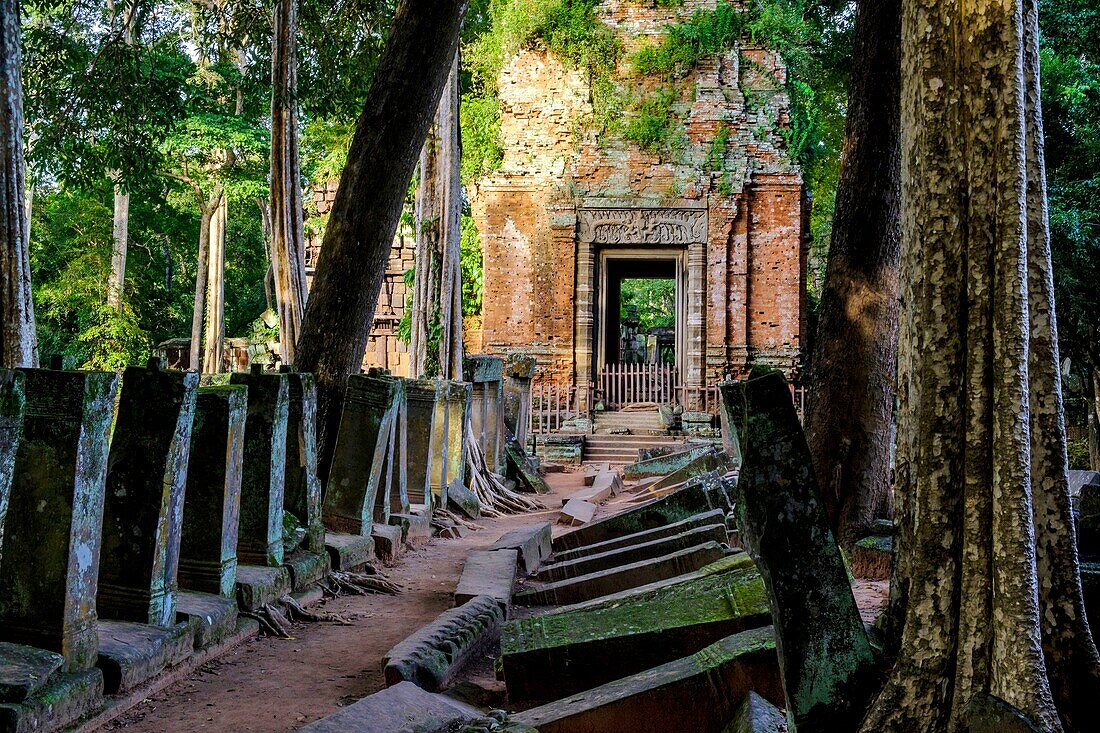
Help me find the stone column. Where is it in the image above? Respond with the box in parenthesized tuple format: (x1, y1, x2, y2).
(178, 385, 247, 599)
(229, 366, 289, 567)
(404, 378, 441, 509)
(432, 381, 471, 507)
(466, 355, 505, 474)
(573, 236, 595, 413)
(281, 369, 324, 554)
(686, 239, 707, 410)
(0, 366, 118, 671)
(98, 359, 199, 627)
(323, 370, 402, 534)
(503, 353, 536, 447)
(0, 369, 25, 534)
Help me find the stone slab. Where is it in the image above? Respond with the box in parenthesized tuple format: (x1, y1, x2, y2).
(235, 564, 291, 612)
(454, 550, 517, 611)
(513, 627, 782, 733)
(382, 595, 504, 692)
(561, 480, 614, 507)
(285, 550, 330, 593)
(175, 591, 238, 651)
(489, 523, 553, 575)
(372, 523, 404, 563)
(298, 680, 482, 733)
(1, 368, 118, 672)
(553, 482, 728, 552)
(719, 374, 876, 731)
(515, 542, 732, 607)
(503, 555, 769, 703)
(723, 691, 787, 733)
(0, 370, 25, 545)
(643, 451, 728, 494)
(282, 371, 325, 554)
(0, 643, 63, 703)
(553, 509, 727, 563)
(324, 531, 375, 572)
(536, 523, 728, 582)
(621, 445, 714, 480)
(559, 499, 598, 526)
(95, 620, 193, 695)
(506, 438, 552, 494)
(583, 462, 610, 486)
(391, 505, 433, 543)
(447, 480, 482, 520)
(0, 667, 102, 733)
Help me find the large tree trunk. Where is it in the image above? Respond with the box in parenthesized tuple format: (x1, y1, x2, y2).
(189, 189, 220, 371)
(0, 0, 36, 369)
(860, 0, 1100, 729)
(108, 180, 129, 309)
(269, 0, 308, 365)
(804, 0, 901, 549)
(202, 192, 227, 373)
(410, 54, 463, 381)
(295, 0, 469, 480)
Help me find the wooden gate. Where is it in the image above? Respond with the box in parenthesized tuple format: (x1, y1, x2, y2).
(598, 363, 678, 408)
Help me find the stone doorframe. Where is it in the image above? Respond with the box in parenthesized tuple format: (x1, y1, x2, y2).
(572, 200, 707, 411)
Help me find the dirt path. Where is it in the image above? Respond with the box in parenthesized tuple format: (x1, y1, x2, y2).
(104, 471, 587, 733)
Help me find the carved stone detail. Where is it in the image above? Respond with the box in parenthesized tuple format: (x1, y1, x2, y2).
(578, 208, 707, 245)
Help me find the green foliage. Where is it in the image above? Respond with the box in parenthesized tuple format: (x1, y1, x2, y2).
(460, 215, 484, 316)
(622, 86, 685, 154)
(620, 278, 675, 332)
(301, 118, 355, 184)
(632, 2, 747, 78)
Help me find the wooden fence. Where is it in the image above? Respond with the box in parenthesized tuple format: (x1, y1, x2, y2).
(530, 383, 579, 435)
(598, 363, 678, 409)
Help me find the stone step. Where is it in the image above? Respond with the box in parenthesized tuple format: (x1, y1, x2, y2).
(553, 509, 729, 563)
(515, 542, 733, 607)
(559, 499, 599, 526)
(489, 523, 553, 575)
(513, 627, 782, 733)
(298, 680, 483, 733)
(454, 550, 518, 613)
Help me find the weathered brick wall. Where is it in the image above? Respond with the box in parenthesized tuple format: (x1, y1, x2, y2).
(473, 1, 808, 391)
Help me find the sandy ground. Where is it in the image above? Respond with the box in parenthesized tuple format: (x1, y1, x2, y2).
(103, 471, 588, 732)
(100, 469, 889, 732)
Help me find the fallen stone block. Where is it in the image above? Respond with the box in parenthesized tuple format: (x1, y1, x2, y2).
(723, 691, 787, 733)
(506, 438, 551, 494)
(515, 542, 732, 607)
(513, 626, 782, 733)
(95, 620, 193, 694)
(503, 555, 769, 702)
(562, 472, 622, 507)
(489, 523, 553, 575)
(455, 550, 517, 611)
(372, 522, 404, 563)
(852, 535, 892, 580)
(447, 479, 482, 520)
(1070, 469, 1100, 500)
(391, 505, 433, 544)
(638, 451, 728, 496)
(719, 374, 876, 732)
(0, 643, 64, 704)
(583, 462, 609, 486)
(553, 482, 729, 553)
(298, 680, 482, 733)
(965, 692, 1043, 733)
(382, 595, 504, 692)
(285, 550, 330, 592)
(176, 591, 238, 650)
(324, 531, 375, 572)
(235, 564, 291, 612)
(536, 523, 728, 583)
(621, 444, 713, 481)
(559, 498, 598, 526)
(553, 509, 728, 563)
(0, 666, 102, 733)
(540, 434, 584, 465)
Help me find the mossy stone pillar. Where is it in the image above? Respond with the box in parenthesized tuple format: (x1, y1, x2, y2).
(404, 379, 442, 509)
(0, 370, 26, 536)
(229, 366, 289, 567)
(281, 369, 324, 553)
(0, 366, 118, 671)
(178, 385, 247, 598)
(504, 353, 536, 447)
(98, 360, 199, 627)
(324, 371, 402, 533)
(466, 356, 505, 475)
(432, 381, 470, 508)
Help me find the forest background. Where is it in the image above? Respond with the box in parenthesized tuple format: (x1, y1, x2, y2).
(23, 0, 1099, 461)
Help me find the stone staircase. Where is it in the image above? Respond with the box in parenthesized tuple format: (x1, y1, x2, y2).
(586, 410, 682, 464)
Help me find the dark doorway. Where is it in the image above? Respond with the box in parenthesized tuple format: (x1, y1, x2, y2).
(600, 258, 678, 366)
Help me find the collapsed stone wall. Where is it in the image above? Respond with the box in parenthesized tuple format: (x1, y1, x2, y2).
(473, 0, 808, 392)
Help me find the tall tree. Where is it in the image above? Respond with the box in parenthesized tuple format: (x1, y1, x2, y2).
(410, 54, 463, 381)
(269, 0, 309, 365)
(861, 0, 1100, 728)
(804, 0, 901, 548)
(202, 191, 227, 372)
(296, 0, 469, 479)
(0, 0, 37, 368)
(106, 0, 138, 311)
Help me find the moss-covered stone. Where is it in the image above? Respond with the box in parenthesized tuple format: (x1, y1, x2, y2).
(503, 558, 769, 702)
(621, 444, 715, 480)
(0, 666, 102, 733)
(282, 371, 325, 553)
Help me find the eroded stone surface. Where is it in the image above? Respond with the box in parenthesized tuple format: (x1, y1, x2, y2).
(176, 590, 238, 650)
(455, 550, 517, 611)
(298, 680, 482, 733)
(0, 667, 102, 733)
(95, 619, 193, 694)
(98, 363, 199, 628)
(0, 368, 118, 672)
(234, 565, 290, 612)
(723, 691, 787, 733)
(324, 531, 376, 572)
(285, 550, 330, 593)
(179, 386, 247, 599)
(404, 379, 442, 508)
(552, 509, 727, 563)
(0, 370, 25, 547)
(622, 445, 715, 480)
(489, 523, 552, 575)
(282, 371, 325, 554)
(0, 643, 63, 703)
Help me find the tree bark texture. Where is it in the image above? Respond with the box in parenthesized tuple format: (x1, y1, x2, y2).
(410, 54, 463, 381)
(295, 0, 469, 480)
(108, 180, 129, 310)
(861, 0, 1100, 730)
(202, 192, 226, 373)
(804, 0, 901, 549)
(269, 0, 308, 366)
(0, 0, 37, 368)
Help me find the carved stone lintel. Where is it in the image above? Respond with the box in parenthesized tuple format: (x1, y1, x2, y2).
(578, 208, 707, 245)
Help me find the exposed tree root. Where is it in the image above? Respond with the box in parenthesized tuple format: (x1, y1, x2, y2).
(465, 431, 543, 515)
(324, 569, 401, 597)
